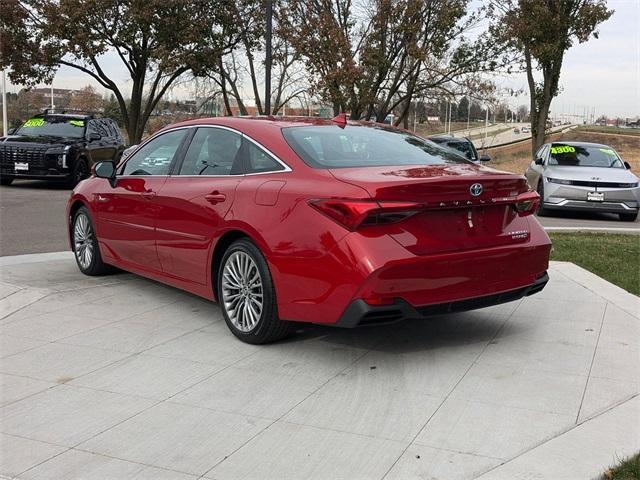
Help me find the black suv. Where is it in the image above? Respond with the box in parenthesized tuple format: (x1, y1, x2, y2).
(0, 110, 125, 187)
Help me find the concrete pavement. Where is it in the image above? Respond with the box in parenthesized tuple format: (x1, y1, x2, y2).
(1, 253, 638, 479)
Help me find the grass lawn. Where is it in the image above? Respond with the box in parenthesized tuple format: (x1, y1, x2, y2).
(576, 125, 640, 137)
(549, 232, 639, 295)
(599, 452, 640, 479)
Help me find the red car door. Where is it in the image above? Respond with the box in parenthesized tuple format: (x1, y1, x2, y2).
(95, 129, 189, 272)
(154, 127, 245, 285)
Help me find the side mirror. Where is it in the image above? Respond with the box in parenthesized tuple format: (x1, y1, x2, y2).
(8, 128, 16, 135)
(534, 157, 544, 165)
(479, 154, 491, 162)
(89, 132, 102, 141)
(624, 161, 631, 170)
(94, 162, 116, 187)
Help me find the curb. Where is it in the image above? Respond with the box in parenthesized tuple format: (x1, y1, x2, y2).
(544, 226, 640, 234)
(0, 251, 73, 266)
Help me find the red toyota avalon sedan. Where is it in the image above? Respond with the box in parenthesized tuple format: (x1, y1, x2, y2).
(67, 116, 551, 344)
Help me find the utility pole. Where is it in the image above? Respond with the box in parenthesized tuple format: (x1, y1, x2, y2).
(264, 0, 273, 116)
(466, 95, 471, 135)
(483, 105, 489, 146)
(50, 81, 54, 110)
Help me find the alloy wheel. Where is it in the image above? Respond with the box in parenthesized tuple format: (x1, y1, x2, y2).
(221, 251, 264, 332)
(73, 213, 94, 270)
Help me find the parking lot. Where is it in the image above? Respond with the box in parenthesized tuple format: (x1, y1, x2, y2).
(1, 179, 638, 258)
(1, 253, 638, 479)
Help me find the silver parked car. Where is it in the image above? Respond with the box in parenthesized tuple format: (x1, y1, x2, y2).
(525, 141, 639, 221)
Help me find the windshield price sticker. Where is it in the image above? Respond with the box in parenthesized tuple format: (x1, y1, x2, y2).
(550, 145, 575, 154)
(23, 118, 45, 128)
(69, 120, 85, 127)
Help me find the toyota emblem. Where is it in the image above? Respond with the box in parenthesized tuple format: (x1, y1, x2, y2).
(470, 183, 483, 196)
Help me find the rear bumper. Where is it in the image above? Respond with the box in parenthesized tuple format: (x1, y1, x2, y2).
(275, 216, 551, 324)
(336, 272, 549, 327)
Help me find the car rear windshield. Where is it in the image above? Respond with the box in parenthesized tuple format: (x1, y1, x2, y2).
(16, 116, 86, 138)
(549, 144, 624, 168)
(282, 125, 469, 168)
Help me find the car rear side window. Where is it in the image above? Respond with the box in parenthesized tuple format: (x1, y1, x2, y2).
(178, 127, 243, 176)
(121, 129, 187, 176)
(245, 140, 285, 174)
(282, 125, 467, 168)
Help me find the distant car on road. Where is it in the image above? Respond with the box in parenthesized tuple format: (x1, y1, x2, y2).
(513, 128, 521, 134)
(428, 136, 491, 163)
(0, 110, 124, 188)
(525, 141, 639, 222)
(521, 126, 531, 134)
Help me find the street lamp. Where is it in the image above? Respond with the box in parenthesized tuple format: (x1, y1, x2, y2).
(264, 0, 273, 116)
(1, 71, 7, 137)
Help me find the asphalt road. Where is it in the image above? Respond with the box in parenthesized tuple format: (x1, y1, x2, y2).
(1, 178, 638, 257)
(439, 122, 575, 149)
(0, 180, 71, 256)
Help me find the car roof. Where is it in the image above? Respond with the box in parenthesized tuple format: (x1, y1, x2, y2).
(32, 113, 94, 120)
(167, 116, 403, 133)
(550, 141, 613, 149)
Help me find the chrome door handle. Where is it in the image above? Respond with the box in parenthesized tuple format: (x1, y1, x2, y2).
(141, 190, 156, 199)
(205, 192, 226, 204)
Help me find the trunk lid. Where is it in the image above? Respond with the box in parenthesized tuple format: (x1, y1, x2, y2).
(329, 164, 533, 255)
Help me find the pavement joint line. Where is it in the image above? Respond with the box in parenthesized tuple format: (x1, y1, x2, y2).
(405, 443, 507, 462)
(575, 302, 609, 424)
(60, 328, 267, 476)
(472, 393, 640, 479)
(200, 343, 376, 478)
(380, 303, 517, 479)
(552, 263, 640, 319)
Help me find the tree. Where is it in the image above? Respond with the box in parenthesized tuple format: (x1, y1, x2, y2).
(68, 85, 102, 112)
(490, 0, 613, 156)
(284, 0, 500, 124)
(1, 0, 241, 143)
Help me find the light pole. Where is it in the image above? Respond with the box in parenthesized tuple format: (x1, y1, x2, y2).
(483, 105, 489, 146)
(264, 0, 273, 116)
(466, 95, 471, 135)
(2, 71, 8, 137)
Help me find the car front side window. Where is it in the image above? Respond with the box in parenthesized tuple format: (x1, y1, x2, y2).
(178, 127, 242, 176)
(121, 129, 187, 176)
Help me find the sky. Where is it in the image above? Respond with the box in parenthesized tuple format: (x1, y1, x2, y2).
(4, 0, 639, 118)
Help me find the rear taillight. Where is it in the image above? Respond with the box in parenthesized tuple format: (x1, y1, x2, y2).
(513, 191, 540, 217)
(309, 199, 422, 230)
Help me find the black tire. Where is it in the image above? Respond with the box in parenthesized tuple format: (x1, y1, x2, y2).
(0, 176, 13, 186)
(619, 212, 638, 222)
(536, 181, 548, 216)
(67, 159, 89, 188)
(217, 238, 292, 344)
(72, 206, 111, 276)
